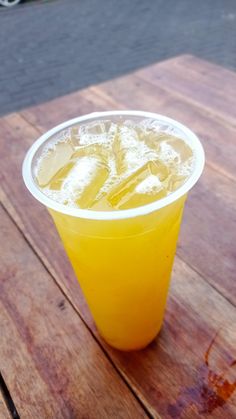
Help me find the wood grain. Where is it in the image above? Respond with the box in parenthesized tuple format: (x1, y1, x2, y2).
(179, 165, 236, 302)
(162, 55, 236, 103)
(137, 55, 236, 127)
(20, 85, 123, 132)
(0, 205, 147, 419)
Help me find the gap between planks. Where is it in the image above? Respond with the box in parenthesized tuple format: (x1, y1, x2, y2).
(0, 372, 20, 419)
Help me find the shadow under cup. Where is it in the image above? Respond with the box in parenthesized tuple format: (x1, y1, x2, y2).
(22, 111, 205, 351)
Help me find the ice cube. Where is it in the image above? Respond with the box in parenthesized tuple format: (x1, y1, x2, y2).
(79, 120, 117, 146)
(48, 161, 75, 190)
(112, 131, 126, 174)
(138, 128, 165, 150)
(118, 188, 166, 210)
(107, 122, 118, 144)
(113, 125, 152, 175)
(107, 162, 150, 207)
(107, 162, 167, 209)
(165, 137, 193, 162)
(36, 141, 74, 187)
(149, 159, 169, 181)
(72, 143, 111, 164)
(113, 147, 125, 174)
(69, 126, 80, 147)
(61, 156, 109, 209)
(107, 160, 167, 209)
(78, 162, 109, 208)
(119, 125, 139, 148)
(90, 196, 113, 211)
(159, 141, 181, 165)
(121, 174, 166, 209)
(166, 173, 187, 192)
(137, 175, 165, 195)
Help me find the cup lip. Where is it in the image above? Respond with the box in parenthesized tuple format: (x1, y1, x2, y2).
(22, 110, 205, 221)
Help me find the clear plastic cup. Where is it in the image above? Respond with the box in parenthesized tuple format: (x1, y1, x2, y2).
(22, 111, 205, 351)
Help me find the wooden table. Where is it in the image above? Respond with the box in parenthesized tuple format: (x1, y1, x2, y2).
(0, 55, 236, 419)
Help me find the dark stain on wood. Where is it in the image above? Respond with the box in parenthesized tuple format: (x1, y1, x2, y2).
(167, 331, 236, 417)
(58, 300, 66, 311)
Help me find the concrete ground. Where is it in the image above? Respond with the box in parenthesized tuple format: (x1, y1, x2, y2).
(0, 0, 236, 116)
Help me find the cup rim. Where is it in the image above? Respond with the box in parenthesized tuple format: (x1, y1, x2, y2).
(22, 110, 205, 220)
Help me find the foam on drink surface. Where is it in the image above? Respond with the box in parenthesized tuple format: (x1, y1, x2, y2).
(35, 119, 194, 211)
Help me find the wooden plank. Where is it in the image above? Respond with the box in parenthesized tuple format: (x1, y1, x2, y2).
(165, 54, 236, 97)
(1, 110, 236, 417)
(20, 85, 123, 132)
(0, 205, 147, 419)
(179, 164, 236, 302)
(1, 110, 235, 307)
(91, 74, 236, 180)
(1, 57, 236, 417)
(137, 56, 236, 127)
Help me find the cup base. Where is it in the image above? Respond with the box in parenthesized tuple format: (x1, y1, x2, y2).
(98, 327, 161, 351)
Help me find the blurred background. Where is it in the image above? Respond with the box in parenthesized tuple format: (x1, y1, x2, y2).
(0, 0, 235, 116)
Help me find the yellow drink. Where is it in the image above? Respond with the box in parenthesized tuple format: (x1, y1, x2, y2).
(23, 111, 204, 350)
(49, 196, 185, 350)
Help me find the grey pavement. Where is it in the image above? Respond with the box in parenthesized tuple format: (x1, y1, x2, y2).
(0, 0, 236, 116)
